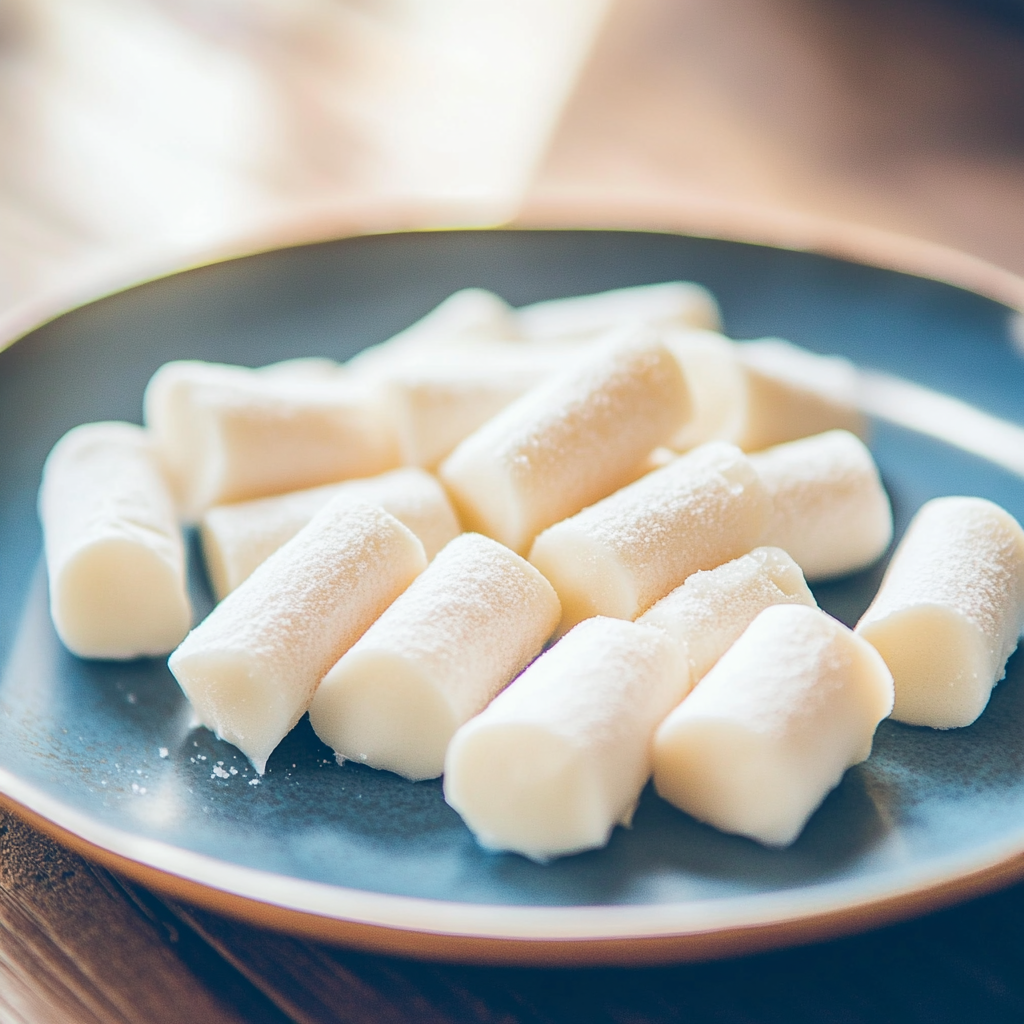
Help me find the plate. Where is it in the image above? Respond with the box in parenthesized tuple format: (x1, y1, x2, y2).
(3, 227, 1024, 966)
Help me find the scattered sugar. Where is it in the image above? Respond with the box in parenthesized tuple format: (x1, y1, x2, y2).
(158, 747, 168, 758)
(212, 766, 230, 779)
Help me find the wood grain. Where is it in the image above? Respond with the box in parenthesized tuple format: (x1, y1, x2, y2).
(0, 810, 287, 1024)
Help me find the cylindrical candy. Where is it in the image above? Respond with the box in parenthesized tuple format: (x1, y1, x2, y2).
(345, 288, 521, 377)
(200, 467, 461, 601)
(169, 501, 427, 774)
(638, 546, 816, 686)
(378, 348, 569, 468)
(144, 364, 399, 518)
(663, 331, 747, 452)
(856, 496, 1024, 728)
(309, 533, 561, 782)
(653, 604, 894, 847)
(444, 617, 688, 861)
(750, 429, 893, 581)
(729, 340, 866, 452)
(439, 332, 692, 555)
(39, 422, 192, 659)
(516, 281, 721, 340)
(528, 441, 770, 634)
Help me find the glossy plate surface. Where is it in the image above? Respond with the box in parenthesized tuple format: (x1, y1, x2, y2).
(2, 229, 1024, 963)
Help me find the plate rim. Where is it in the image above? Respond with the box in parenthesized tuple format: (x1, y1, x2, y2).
(5, 765, 1024, 966)
(5, 212, 1024, 965)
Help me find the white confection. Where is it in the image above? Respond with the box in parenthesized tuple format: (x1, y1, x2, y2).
(259, 357, 342, 380)
(529, 441, 770, 634)
(444, 617, 688, 861)
(310, 533, 561, 781)
(169, 501, 427, 773)
(750, 430, 893, 581)
(345, 288, 521, 376)
(663, 331, 748, 451)
(144, 362, 399, 518)
(730, 339, 866, 452)
(516, 281, 721, 340)
(439, 332, 692, 555)
(654, 604, 894, 847)
(639, 547, 816, 685)
(200, 467, 460, 600)
(856, 496, 1024, 729)
(39, 422, 192, 659)
(378, 348, 569, 468)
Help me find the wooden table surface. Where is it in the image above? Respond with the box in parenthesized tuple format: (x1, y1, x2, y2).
(4, 1, 1024, 1020)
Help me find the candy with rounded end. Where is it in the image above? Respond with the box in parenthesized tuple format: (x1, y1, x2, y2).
(378, 347, 573, 468)
(200, 467, 461, 600)
(439, 332, 692, 555)
(529, 441, 770, 634)
(310, 533, 560, 781)
(639, 546, 816, 685)
(664, 331, 747, 451)
(169, 501, 427, 774)
(39, 422, 191, 659)
(517, 281, 721, 340)
(856, 496, 1024, 728)
(654, 605, 894, 847)
(345, 288, 521, 377)
(731, 340, 866, 452)
(444, 617, 688, 861)
(750, 429, 893, 581)
(145, 363, 399, 518)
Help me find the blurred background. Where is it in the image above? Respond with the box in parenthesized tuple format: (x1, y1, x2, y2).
(2, 0, 1024, 327)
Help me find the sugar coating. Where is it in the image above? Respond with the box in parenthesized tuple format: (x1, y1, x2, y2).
(856, 496, 1024, 728)
(309, 533, 561, 781)
(144, 362, 399, 518)
(444, 617, 689, 861)
(169, 501, 427, 774)
(751, 429, 893, 581)
(516, 281, 721, 340)
(654, 605, 894, 847)
(529, 441, 771, 634)
(639, 547, 816, 686)
(200, 467, 461, 600)
(728, 340, 867, 452)
(39, 421, 192, 659)
(345, 288, 521, 377)
(439, 331, 692, 555)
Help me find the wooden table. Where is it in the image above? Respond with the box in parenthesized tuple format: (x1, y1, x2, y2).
(4, 0, 1024, 1019)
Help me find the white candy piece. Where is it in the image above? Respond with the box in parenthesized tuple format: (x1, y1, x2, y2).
(751, 430, 893, 581)
(517, 281, 721, 340)
(856, 496, 1024, 729)
(654, 605, 894, 847)
(144, 363, 399, 518)
(730, 339, 866, 452)
(378, 347, 571, 468)
(200, 467, 460, 601)
(439, 332, 692, 555)
(638, 547, 816, 686)
(444, 617, 688, 861)
(39, 422, 192, 659)
(309, 533, 560, 781)
(663, 331, 747, 452)
(345, 288, 521, 377)
(529, 441, 770, 634)
(169, 501, 427, 774)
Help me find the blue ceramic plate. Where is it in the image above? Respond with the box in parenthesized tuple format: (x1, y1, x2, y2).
(2, 228, 1024, 965)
